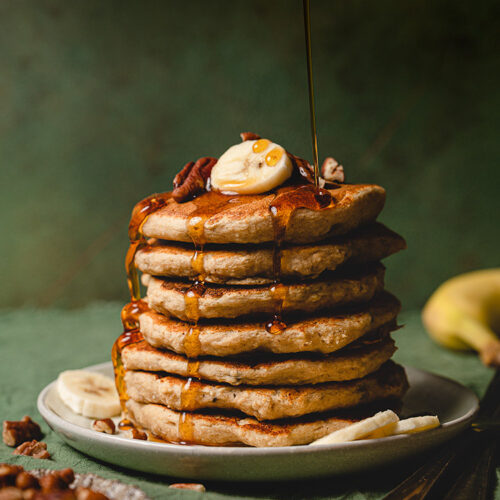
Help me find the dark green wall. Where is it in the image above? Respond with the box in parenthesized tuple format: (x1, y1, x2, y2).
(1, 0, 498, 310)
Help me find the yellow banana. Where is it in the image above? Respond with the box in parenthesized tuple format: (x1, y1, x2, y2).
(422, 269, 500, 368)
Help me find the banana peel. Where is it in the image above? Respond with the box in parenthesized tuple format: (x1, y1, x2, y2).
(422, 269, 500, 368)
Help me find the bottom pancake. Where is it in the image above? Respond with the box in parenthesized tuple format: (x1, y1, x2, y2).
(125, 361, 408, 420)
(126, 399, 403, 447)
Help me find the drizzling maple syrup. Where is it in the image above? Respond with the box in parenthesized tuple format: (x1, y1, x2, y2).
(266, 185, 333, 333)
(265, 1, 331, 334)
(178, 191, 259, 441)
(125, 193, 172, 299)
(303, 0, 320, 184)
(113, 193, 172, 426)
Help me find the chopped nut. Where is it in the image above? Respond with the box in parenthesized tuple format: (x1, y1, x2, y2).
(240, 132, 261, 142)
(74, 488, 108, 500)
(0, 465, 23, 488)
(32, 492, 76, 499)
(52, 469, 74, 487)
(3, 417, 42, 447)
(0, 487, 24, 500)
(287, 153, 316, 185)
(169, 483, 206, 492)
(91, 419, 115, 435)
(172, 157, 218, 203)
(22, 488, 38, 500)
(15, 472, 38, 490)
(129, 428, 147, 440)
(38, 474, 65, 492)
(321, 157, 344, 183)
(13, 441, 50, 460)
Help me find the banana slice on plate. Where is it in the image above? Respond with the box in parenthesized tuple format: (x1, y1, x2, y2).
(57, 370, 120, 419)
(366, 415, 441, 439)
(210, 139, 293, 194)
(309, 410, 399, 445)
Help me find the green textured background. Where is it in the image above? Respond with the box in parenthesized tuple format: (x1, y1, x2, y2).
(1, 0, 499, 309)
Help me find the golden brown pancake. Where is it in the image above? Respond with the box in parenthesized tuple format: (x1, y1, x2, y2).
(124, 361, 408, 420)
(144, 263, 385, 320)
(126, 399, 402, 447)
(139, 291, 401, 356)
(136, 223, 405, 284)
(122, 334, 396, 386)
(141, 184, 385, 244)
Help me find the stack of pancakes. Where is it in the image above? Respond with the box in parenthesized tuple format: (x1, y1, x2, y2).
(123, 184, 409, 446)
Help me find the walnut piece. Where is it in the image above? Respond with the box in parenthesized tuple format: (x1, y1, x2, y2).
(169, 483, 206, 492)
(2, 417, 42, 447)
(321, 157, 345, 183)
(13, 440, 50, 460)
(240, 132, 261, 142)
(91, 419, 115, 435)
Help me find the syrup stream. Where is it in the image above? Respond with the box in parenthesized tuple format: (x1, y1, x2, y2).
(303, 0, 320, 186)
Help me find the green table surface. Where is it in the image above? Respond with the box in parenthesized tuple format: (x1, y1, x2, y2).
(0, 304, 498, 499)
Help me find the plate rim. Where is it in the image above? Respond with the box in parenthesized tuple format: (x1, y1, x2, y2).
(37, 361, 479, 457)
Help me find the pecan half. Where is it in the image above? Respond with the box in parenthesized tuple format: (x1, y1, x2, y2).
(91, 419, 115, 435)
(321, 157, 345, 183)
(240, 132, 261, 142)
(3, 417, 42, 447)
(287, 152, 315, 184)
(15, 471, 39, 490)
(172, 157, 217, 203)
(13, 440, 50, 460)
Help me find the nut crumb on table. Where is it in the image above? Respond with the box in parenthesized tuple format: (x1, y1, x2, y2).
(13, 441, 50, 460)
(2, 417, 42, 447)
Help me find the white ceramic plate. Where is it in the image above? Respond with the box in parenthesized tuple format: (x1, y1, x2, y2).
(38, 362, 478, 481)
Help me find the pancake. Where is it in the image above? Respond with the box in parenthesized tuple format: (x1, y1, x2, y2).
(126, 399, 401, 447)
(136, 223, 405, 285)
(122, 333, 396, 386)
(124, 361, 408, 420)
(141, 184, 385, 244)
(139, 291, 401, 356)
(144, 263, 385, 320)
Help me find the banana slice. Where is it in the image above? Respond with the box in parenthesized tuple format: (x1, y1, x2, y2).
(366, 415, 440, 439)
(309, 410, 399, 445)
(57, 370, 121, 418)
(210, 139, 293, 194)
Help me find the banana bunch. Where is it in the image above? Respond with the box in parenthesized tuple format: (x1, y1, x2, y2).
(422, 269, 500, 367)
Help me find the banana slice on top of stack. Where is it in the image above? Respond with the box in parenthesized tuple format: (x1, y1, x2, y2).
(210, 139, 293, 194)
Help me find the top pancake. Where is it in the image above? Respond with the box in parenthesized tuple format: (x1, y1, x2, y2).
(141, 184, 385, 244)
